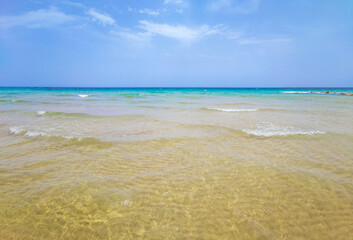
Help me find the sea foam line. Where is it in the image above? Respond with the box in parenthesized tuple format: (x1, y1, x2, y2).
(281, 91, 311, 94)
(242, 123, 325, 137)
(9, 126, 81, 140)
(37, 110, 46, 115)
(78, 94, 88, 98)
(208, 108, 258, 112)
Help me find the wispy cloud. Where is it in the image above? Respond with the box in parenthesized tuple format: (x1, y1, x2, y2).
(164, 0, 185, 5)
(86, 9, 115, 26)
(115, 21, 240, 44)
(112, 30, 152, 42)
(62, 1, 85, 8)
(238, 37, 292, 45)
(207, 0, 261, 14)
(138, 20, 221, 42)
(138, 9, 161, 16)
(0, 7, 75, 29)
(164, 0, 189, 8)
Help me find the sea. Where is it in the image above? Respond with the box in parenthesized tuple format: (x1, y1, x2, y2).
(0, 87, 352, 239)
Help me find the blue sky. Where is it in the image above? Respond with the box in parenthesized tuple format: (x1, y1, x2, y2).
(0, 0, 352, 87)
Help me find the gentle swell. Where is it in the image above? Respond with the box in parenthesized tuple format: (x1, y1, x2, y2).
(241, 124, 326, 137)
(35, 111, 90, 117)
(242, 129, 325, 137)
(9, 126, 82, 139)
(0, 99, 28, 103)
(204, 108, 258, 112)
(203, 107, 315, 113)
(37, 111, 46, 115)
(281, 91, 311, 94)
(33, 111, 147, 119)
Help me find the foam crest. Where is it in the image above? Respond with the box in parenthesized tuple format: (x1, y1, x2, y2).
(208, 108, 258, 112)
(9, 126, 81, 140)
(37, 111, 46, 115)
(78, 94, 88, 98)
(9, 126, 26, 135)
(242, 123, 325, 137)
(282, 91, 311, 94)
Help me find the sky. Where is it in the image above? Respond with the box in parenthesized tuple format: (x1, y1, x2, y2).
(0, 0, 352, 87)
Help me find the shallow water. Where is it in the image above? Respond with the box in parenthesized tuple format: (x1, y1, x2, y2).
(0, 88, 352, 239)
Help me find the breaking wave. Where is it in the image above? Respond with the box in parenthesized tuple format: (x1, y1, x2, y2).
(205, 108, 259, 112)
(241, 123, 325, 137)
(37, 111, 46, 115)
(9, 126, 82, 140)
(281, 91, 311, 94)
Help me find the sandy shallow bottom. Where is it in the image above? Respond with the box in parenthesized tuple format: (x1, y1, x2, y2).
(0, 88, 352, 239)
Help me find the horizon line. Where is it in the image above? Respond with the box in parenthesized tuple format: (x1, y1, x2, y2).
(1, 86, 353, 89)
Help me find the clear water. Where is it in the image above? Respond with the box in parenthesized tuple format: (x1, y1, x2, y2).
(0, 88, 352, 239)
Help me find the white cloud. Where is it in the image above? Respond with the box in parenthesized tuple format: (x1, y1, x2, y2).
(112, 30, 152, 42)
(164, 0, 185, 5)
(238, 38, 292, 45)
(62, 1, 85, 8)
(207, 0, 261, 14)
(86, 9, 115, 26)
(207, 0, 231, 11)
(164, 0, 189, 8)
(139, 20, 220, 42)
(138, 9, 160, 16)
(0, 7, 75, 29)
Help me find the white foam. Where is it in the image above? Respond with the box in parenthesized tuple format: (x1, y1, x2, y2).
(242, 123, 325, 137)
(9, 126, 26, 134)
(282, 91, 311, 94)
(25, 130, 50, 137)
(78, 94, 88, 98)
(209, 108, 258, 112)
(9, 126, 79, 139)
(37, 111, 46, 115)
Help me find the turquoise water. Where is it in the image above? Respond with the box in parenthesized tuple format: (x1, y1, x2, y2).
(0, 87, 352, 239)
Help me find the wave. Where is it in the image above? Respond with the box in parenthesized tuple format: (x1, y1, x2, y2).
(32, 111, 148, 120)
(220, 102, 257, 106)
(9, 126, 82, 139)
(55, 94, 73, 96)
(241, 123, 325, 137)
(8, 125, 115, 149)
(0, 110, 18, 114)
(177, 102, 198, 105)
(34, 111, 90, 117)
(0, 99, 27, 103)
(139, 105, 171, 110)
(203, 107, 316, 113)
(204, 108, 258, 112)
(37, 101, 64, 105)
(78, 94, 88, 98)
(37, 111, 46, 115)
(117, 94, 147, 98)
(281, 91, 311, 94)
(172, 122, 328, 139)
